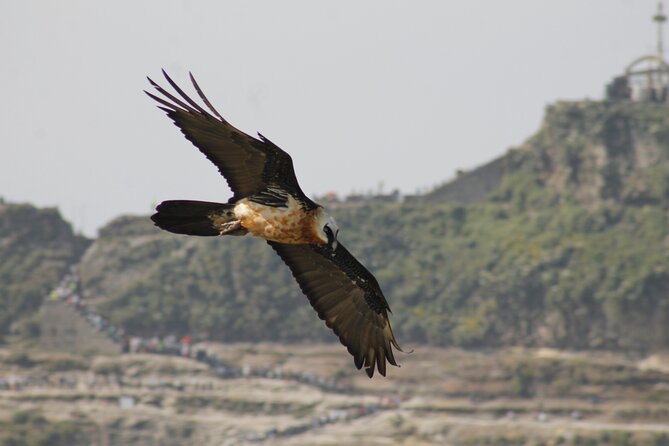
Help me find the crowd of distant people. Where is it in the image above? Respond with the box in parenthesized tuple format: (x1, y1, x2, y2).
(48, 266, 197, 358)
(43, 266, 354, 393)
(3, 267, 411, 444)
(1, 266, 402, 441)
(48, 265, 125, 344)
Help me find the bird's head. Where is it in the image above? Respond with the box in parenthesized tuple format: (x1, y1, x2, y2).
(316, 210, 339, 250)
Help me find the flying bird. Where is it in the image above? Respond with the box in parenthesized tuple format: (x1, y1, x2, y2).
(146, 70, 402, 377)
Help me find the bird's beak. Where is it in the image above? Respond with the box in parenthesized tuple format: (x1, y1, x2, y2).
(332, 230, 339, 251)
(327, 229, 338, 251)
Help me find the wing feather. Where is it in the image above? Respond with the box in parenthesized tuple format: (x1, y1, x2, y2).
(146, 71, 312, 205)
(269, 241, 402, 377)
(160, 69, 211, 115)
(189, 72, 226, 121)
(376, 346, 386, 376)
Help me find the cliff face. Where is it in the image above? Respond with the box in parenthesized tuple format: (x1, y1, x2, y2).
(0, 202, 90, 334)
(426, 101, 669, 208)
(518, 101, 669, 207)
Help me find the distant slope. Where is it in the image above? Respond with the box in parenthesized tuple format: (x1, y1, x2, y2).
(423, 155, 507, 204)
(13, 99, 669, 350)
(79, 199, 669, 350)
(0, 201, 90, 334)
(80, 214, 336, 341)
(424, 100, 669, 208)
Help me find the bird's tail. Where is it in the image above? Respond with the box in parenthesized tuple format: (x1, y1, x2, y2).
(151, 200, 246, 237)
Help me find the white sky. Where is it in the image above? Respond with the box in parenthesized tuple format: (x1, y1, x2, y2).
(0, 0, 658, 236)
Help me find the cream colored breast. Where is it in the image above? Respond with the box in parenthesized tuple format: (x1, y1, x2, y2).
(234, 197, 323, 244)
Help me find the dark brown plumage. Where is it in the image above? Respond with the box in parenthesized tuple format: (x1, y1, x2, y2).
(269, 242, 401, 377)
(146, 70, 403, 377)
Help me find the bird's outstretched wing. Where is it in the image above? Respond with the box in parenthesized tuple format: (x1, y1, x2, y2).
(145, 70, 313, 206)
(268, 241, 402, 377)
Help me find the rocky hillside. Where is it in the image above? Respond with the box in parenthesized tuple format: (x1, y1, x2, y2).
(4, 100, 669, 351)
(0, 201, 90, 335)
(73, 100, 669, 351)
(79, 215, 334, 342)
(425, 100, 669, 207)
(79, 200, 669, 350)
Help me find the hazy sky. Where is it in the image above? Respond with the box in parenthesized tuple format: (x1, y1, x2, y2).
(0, 0, 658, 236)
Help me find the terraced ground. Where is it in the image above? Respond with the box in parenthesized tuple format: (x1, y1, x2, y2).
(1, 344, 669, 446)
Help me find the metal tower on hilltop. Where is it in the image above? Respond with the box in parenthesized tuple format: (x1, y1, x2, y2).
(607, 1, 669, 102)
(654, 1, 667, 62)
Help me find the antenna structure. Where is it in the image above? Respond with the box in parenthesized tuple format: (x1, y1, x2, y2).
(654, 1, 667, 63)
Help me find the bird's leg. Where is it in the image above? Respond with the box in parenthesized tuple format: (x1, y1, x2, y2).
(210, 210, 247, 236)
(218, 220, 246, 236)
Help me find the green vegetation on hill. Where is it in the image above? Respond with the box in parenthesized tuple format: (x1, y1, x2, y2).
(494, 100, 669, 208)
(78, 100, 669, 349)
(5, 100, 669, 350)
(80, 216, 334, 342)
(80, 198, 668, 349)
(0, 202, 90, 337)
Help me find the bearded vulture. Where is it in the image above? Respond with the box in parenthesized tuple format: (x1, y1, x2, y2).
(146, 70, 402, 377)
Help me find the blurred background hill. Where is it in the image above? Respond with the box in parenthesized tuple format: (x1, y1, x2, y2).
(0, 202, 90, 338)
(3, 2, 669, 443)
(2, 97, 669, 446)
(5, 98, 668, 351)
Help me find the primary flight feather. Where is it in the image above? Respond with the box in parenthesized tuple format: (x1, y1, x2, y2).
(146, 70, 402, 377)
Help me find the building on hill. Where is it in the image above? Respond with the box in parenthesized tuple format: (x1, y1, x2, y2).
(607, 2, 669, 103)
